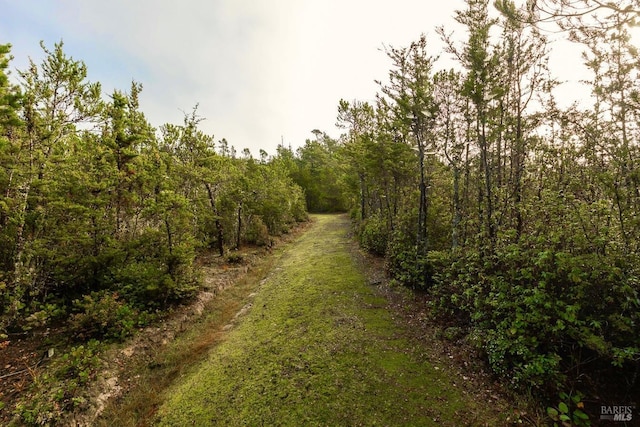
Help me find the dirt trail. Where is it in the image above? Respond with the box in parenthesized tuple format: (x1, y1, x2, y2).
(154, 214, 524, 426)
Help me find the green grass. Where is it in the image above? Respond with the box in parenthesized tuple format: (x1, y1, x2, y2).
(94, 245, 286, 427)
(156, 215, 512, 426)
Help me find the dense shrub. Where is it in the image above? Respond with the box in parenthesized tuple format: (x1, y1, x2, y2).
(384, 226, 450, 289)
(15, 340, 103, 425)
(431, 245, 640, 392)
(0, 42, 309, 338)
(359, 214, 389, 256)
(245, 215, 270, 246)
(69, 291, 146, 341)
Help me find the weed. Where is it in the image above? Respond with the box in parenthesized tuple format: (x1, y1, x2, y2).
(547, 392, 590, 427)
(13, 340, 103, 426)
(226, 252, 244, 264)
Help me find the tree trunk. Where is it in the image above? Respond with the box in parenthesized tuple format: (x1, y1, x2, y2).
(359, 173, 366, 221)
(452, 165, 461, 249)
(417, 143, 428, 252)
(236, 201, 242, 250)
(478, 118, 495, 251)
(205, 182, 225, 256)
(513, 106, 524, 241)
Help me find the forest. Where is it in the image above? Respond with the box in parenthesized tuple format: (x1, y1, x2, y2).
(0, 37, 311, 423)
(1, 0, 639, 424)
(299, 0, 640, 419)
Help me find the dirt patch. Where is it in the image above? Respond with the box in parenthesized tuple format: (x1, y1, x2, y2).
(0, 336, 47, 416)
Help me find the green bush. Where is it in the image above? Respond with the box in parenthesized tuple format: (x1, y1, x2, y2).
(69, 291, 144, 341)
(110, 236, 199, 309)
(289, 186, 310, 222)
(385, 227, 449, 289)
(24, 302, 68, 330)
(547, 392, 590, 427)
(430, 244, 640, 393)
(245, 216, 270, 246)
(114, 261, 167, 305)
(226, 252, 244, 264)
(15, 340, 103, 426)
(359, 214, 389, 256)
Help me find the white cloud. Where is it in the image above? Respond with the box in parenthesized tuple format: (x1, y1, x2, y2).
(0, 1, 593, 154)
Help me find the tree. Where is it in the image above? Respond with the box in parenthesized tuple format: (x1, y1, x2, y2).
(0, 43, 23, 264)
(378, 35, 439, 252)
(494, 0, 550, 240)
(433, 69, 469, 249)
(337, 99, 376, 220)
(527, 0, 640, 30)
(5, 41, 102, 324)
(452, 0, 501, 250)
(101, 82, 152, 238)
(0, 43, 23, 328)
(160, 107, 228, 256)
(577, 18, 640, 252)
(292, 132, 348, 213)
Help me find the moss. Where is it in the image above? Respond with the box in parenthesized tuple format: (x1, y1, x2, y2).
(156, 214, 511, 426)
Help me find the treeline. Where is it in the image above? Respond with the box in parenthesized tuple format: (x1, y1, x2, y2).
(309, 0, 640, 408)
(0, 41, 307, 341)
(278, 131, 349, 213)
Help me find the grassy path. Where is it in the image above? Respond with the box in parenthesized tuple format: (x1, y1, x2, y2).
(156, 214, 510, 426)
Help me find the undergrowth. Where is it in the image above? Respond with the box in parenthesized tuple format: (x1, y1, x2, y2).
(11, 341, 102, 426)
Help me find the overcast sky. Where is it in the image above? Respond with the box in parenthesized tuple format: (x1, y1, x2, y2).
(1, 1, 588, 155)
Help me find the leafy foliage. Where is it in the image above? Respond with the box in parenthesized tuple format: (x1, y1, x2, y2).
(358, 213, 389, 256)
(430, 245, 640, 390)
(547, 392, 590, 427)
(3, 0, 640, 419)
(15, 341, 103, 426)
(282, 132, 349, 213)
(330, 0, 640, 410)
(69, 291, 150, 341)
(0, 42, 308, 344)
